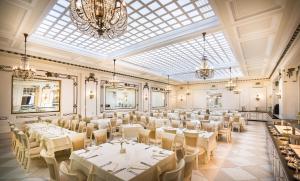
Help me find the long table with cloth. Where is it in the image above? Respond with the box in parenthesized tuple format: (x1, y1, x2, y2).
(156, 127, 217, 162)
(70, 141, 176, 181)
(91, 118, 123, 129)
(120, 124, 143, 140)
(26, 122, 78, 154)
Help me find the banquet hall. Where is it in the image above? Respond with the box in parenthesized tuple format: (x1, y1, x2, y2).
(0, 0, 300, 180)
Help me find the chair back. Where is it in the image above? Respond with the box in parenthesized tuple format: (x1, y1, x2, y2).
(59, 161, 78, 181)
(51, 119, 59, 125)
(171, 120, 180, 128)
(290, 135, 300, 145)
(183, 131, 198, 149)
(20, 132, 29, 150)
(110, 118, 117, 128)
(64, 120, 71, 129)
(138, 129, 151, 144)
(186, 122, 196, 130)
(204, 115, 209, 120)
(71, 120, 79, 131)
(78, 121, 86, 133)
(123, 115, 129, 124)
(161, 132, 175, 150)
(161, 159, 185, 181)
(93, 129, 107, 145)
(183, 150, 198, 180)
(86, 123, 94, 139)
(233, 116, 240, 122)
(70, 133, 85, 151)
(164, 128, 177, 134)
(40, 149, 60, 181)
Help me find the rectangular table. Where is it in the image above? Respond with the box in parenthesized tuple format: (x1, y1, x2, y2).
(156, 127, 217, 162)
(70, 142, 176, 181)
(26, 122, 78, 154)
(120, 124, 143, 140)
(91, 118, 123, 129)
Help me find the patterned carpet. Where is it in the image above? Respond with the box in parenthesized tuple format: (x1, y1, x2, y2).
(0, 121, 273, 181)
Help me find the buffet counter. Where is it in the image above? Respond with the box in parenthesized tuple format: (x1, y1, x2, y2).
(266, 120, 300, 181)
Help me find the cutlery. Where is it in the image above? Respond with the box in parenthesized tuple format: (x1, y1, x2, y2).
(113, 168, 126, 174)
(127, 169, 138, 175)
(129, 167, 146, 170)
(100, 161, 112, 168)
(87, 154, 99, 159)
(144, 146, 151, 150)
(140, 162, 151, 167)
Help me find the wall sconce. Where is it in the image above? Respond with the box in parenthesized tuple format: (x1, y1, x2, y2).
(179, 95, 184, 102)
(255, 94, 260, 101)
(89, 91, 95, 99)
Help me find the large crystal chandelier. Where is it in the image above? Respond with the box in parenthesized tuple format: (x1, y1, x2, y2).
(13, 33, 35, 79)
(70, 0, 128, 39)
(225, 67, 236, 91)
(195, 32, 214, 80)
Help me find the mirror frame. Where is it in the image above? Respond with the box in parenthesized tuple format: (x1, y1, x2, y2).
(11, 77, 61, 114)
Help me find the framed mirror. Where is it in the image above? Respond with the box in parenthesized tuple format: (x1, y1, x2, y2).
(105, 86, 137, 110)
(207, 93, 222, 109)
(151, 90, 166, 108)
(12, 78, 61, 113)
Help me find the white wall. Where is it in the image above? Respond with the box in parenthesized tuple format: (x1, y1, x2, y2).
(174, 80, 272, 111)
(0, 53, 172, 132)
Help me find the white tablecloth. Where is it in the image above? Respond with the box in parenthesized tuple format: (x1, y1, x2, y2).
(156, 127, 217, 162)
(26, 123, 77, 154)
(120, 124, 143, 140)
(91, 118, 123, 129)
(70, 142, 176, 181)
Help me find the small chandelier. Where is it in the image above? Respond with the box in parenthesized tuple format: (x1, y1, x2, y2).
(13, 33, 35, 79)
(195, 32, 214, 80)
(225, 67, 236, 91)
(233, 78, 241, 94)
(70, 0, 128, 39)
(108, 59, 122, 88)
(165, 75, 172, 93)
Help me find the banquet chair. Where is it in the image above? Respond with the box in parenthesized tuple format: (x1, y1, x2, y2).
(70, 133, 85, 151)
(138, 129, 151, 144)
(51, 119, 59, 126)
(85, 123, 95, 146)
(58, 119, 65, 127)
(77, 121, 87, 133)
(161, 132, 176, 151)
(12, 128, 20, 154)
(149, 128, 161, 145)
(123, 115, 129, 124)
(171, 120, 180, 128)
(20, 132, 41, 172)
(16, 131, 25, 163)
(109, 118, 119, 138)
(140, 116, 148, 128)
(132, 115, 138, 123)
(164, 128, 177, 134)
(232, 116, 241, 132)
(93, 129, 107, 145)
(159, 159, 185, 181)
(63, 120, 71, 130)
(204, 115, 209, 120)
(184, 150, 199, 179)
(186, 122, 196, 130)
(218, 122, 232, 143)
(59, 161, 86, 181)
(290, 135, 300, 145)
(10, 125, 16, 151)
(183, 131, 205, 164)
(71, 120, 79, 131)
(40, 149, 60, 181)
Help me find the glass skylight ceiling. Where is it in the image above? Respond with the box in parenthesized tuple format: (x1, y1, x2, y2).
(122, 31, 243, 81)
(32, 0, 216, 55)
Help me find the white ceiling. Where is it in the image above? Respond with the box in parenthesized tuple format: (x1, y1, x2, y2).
(0, 0, 299, 84)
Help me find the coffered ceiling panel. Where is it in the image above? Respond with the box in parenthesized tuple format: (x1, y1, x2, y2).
(31, 0, 216, 56)
(229, 0, 284, 20)
(241, 37, 269, 59)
